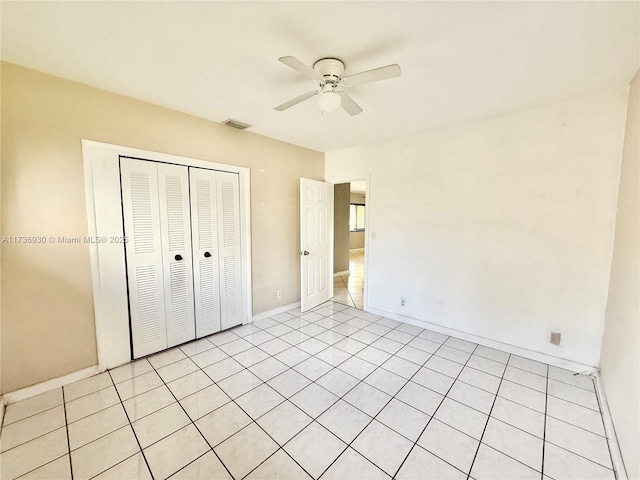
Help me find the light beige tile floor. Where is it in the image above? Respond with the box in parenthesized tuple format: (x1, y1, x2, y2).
(0, 301, 615, 480)
(334, 249, 364, 309)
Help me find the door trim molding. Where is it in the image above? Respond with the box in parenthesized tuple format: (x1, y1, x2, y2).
(82, 140, 252, 370)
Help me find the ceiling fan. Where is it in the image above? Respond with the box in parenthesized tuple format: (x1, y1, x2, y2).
(274, 56, 401, 116)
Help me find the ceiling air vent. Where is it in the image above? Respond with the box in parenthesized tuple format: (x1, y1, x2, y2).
(222, 118, 252, 130)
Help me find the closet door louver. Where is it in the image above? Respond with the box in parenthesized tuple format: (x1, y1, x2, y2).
(120, 157, 168, 358)
(157, 163, 196, 347)
(189, 168, 222, 337)
(217, 172, 242, 330)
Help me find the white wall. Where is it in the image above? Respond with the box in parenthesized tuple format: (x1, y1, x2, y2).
(326, 88, 628, 367)
(600, 70, 639, 480)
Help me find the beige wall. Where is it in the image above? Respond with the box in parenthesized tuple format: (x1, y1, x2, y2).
(334, 183, 350, 273)
(0, 63, 324, 394)
(600, 70, 639, 480)
(327, 87, 628, 367)
(350, 232, 365, 250)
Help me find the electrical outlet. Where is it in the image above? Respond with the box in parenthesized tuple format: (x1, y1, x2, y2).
(400, 298, 406, 307)
(550, 331, 561, 346)
(277, 290, 282, 299)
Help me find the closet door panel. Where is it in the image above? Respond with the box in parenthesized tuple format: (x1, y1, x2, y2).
(189, 168, 222, 337)
(217, 172, 242, 330)
(157, 163, 196, 347)
(120, 157, 168, 358)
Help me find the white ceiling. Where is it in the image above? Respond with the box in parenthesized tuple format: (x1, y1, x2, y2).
(1, 2, 638, 153)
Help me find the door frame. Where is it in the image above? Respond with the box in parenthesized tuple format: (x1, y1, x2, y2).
(327, 174, 371, 312)
(82, 140, 252, 370)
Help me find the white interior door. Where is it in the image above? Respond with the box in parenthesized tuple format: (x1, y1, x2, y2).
(120, 157, 168, 358)
(300, 178, 334, 312)
(157, 163, 196, 347)
(217, 171, 243, 329)
(189, 167, 222, 337)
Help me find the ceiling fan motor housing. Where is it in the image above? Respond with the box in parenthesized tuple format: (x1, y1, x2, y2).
(313, 58, 345, 86)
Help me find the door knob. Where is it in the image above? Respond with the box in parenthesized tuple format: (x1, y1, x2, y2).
(204, 252, 212, 258)
(303, 251, 310, 256)
(175, 254, 183, 261)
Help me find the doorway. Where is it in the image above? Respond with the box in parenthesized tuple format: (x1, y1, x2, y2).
(333, 178, 367, 309)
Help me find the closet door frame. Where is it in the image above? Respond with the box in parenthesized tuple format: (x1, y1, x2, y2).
(82, 140, 252, 371)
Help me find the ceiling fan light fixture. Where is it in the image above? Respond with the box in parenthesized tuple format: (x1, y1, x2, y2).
(317, 90, 341, 112)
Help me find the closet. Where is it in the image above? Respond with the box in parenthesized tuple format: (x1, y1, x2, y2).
(120, 157, 242, 358)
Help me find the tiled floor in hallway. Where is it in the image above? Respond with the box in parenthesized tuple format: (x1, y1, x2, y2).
(0, 301, 615, 480)
(334, 249, 364, 309)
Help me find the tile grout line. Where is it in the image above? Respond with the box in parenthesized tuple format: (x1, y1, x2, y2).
(61, 388, 74, 480)
(237, 303, 403, 479)
(241, 301, 375, 479)
(174, 312, 358, 480)
(106, 369, 156, 480)
(541, 364, 550, 480)
(237, 303, 429, 479)
(6, 395, 74, 480)
(392, 343, 482, 479)
(311, 320, 435, 478)
(465, 352, 512, 480)
(147, 354, 239, 480)
(1, 402, 63, 429)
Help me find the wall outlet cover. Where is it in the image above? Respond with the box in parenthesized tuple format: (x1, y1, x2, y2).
(550, 331, 562, 346)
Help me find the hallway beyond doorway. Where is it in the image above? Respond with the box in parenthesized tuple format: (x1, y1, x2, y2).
(333, 249, 364, 308)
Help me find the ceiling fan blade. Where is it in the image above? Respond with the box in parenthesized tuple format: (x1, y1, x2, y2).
(274, 91, 318, 111)
(278, 56, 324, 82)
(342, 64, 401, 86)
(339, 92, 363, 116)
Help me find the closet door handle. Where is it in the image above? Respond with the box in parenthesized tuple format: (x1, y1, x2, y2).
(175, 254, 183, 261)
(204, 252, 212, 258)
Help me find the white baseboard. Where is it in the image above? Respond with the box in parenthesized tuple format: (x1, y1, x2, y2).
(334, 270, 349, 277)
(365, 305, 597, 374)
(251, 301, 301, 323)
(594, 372, 628, 480)
(2, 365, 102, 405)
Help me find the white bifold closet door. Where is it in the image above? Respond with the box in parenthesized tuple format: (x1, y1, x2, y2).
(190, 168, 242, 334)
(120, 158, 169, 358)
(121, 158, 196, 358)
(121, 157, 242, 359)
(156, 162, 196, 347)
